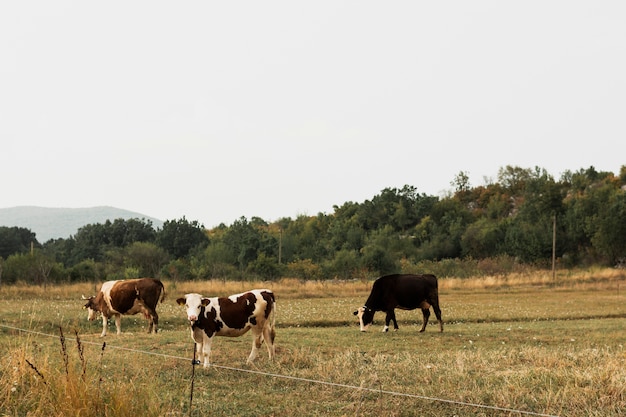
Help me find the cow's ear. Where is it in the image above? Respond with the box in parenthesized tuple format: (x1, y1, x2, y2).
(201, 298, 210, 307)
(176, 297, 186, 306)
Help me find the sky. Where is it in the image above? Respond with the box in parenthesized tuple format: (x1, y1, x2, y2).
(2, 2, 625, 228)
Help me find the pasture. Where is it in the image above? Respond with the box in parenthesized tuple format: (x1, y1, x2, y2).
(1, 270, 625, 416)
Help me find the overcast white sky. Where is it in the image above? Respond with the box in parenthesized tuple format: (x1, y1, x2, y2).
(2, 2, 625, 228)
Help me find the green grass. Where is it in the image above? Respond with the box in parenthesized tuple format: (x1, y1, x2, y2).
(1, 272, 626, 416)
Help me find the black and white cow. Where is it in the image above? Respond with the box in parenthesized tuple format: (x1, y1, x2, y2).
(354, 274, 443, 333)
(177, 289, 276, 367)
(83, 278, 165, 337)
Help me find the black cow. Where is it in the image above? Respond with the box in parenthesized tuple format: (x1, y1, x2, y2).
(353, 274, 443, 333)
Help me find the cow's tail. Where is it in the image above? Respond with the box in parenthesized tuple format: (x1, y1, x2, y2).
(158, 281, 166, 303)
(268, 293, 276, 344)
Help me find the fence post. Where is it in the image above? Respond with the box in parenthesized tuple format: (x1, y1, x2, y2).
(189, 343, 200, 417)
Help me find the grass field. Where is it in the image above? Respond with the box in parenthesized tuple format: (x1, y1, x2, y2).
(1, 270, 625, 416)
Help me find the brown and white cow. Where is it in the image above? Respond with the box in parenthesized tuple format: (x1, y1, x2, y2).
(354, 274, 443, 333)
(177, 289, 276, 367)
(83, 278, 165, 337)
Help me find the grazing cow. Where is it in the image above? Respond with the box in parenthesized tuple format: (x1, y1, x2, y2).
(354, 274, 443, 333)
(82, 278, 165, 337)
(177, 289, 276, 367)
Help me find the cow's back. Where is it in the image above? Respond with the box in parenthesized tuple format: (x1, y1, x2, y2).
(109, 278, 164, 314)
(370, 274, 438, 310)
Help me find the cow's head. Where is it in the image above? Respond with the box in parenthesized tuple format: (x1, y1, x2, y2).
(176, 293, 210, 324)
(353, 306, 374, 332)
(81, 295, 98, 321)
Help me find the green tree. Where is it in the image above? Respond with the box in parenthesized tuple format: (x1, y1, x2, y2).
(42, 237, 76, 268)
(156, 217, 209, 259)
(124, 242, 170, 278)
(323, 249, 360, 279)
(247, 252, 282, 280)
(590, 188, 626, 265)
(162, 258, 191, 282)
(414, 198, 472, 260)
(495, 167, 565, 263)
(497, 165, 534, 194)
(221, 217, 262, 271)
(452, 170, 471, 193)
(619, 165, 626, 184)
(250, 217, 280, 261)
(503, 216, 553, 263)
(355, 185, 436, 233)
(560, 167, 620, 264)
(71, 223, 108, 263)
(328, 204, 365, 252)
(2, 251, 62, 285)
(286, 258, 322, 280)
(360, 225, 403, 274)
(68, 259, 101, 282)
(273, 218, 296, 264)
(108, 218, 156, 247)
(0, 226, 40, 259)
(283, 214, 331, 263)
(361, 245, 399, 276)
(202, 241, 238, 279)
(461, 217, 507, 258)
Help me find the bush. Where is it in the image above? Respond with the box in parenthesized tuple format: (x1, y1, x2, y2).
(286, 259, 322, 280)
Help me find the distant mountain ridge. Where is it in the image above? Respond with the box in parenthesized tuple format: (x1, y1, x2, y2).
(0, 206, 164, 242)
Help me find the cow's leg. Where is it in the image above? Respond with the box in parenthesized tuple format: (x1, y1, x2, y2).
(247, 328, 264, 364)
(383, 310, 397, 332)
(114, 314, 122, 335)
(419, 308, 431, 332)
(433, 304, 444, 332)
(262, 323, 275, 360)
(145, 308, 158, 334)
(151, 310, 159, 334)
(100, 315, 108, 337)
(391, 311, 400, 331)
(191, 329, 212, 368)
(197, 342, 207, 367)
(200, 337, 213, 368)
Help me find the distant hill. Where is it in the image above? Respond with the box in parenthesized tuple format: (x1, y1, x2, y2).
(0, 206, 164, 242)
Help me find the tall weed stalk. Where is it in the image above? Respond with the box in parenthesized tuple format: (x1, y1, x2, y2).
(0, 328, 173, 417)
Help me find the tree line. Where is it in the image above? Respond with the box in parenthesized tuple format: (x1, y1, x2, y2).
(1, 165, 625, 285)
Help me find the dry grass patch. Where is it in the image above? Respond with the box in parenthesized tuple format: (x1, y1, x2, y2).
(0, 330, 179, 417)
(169, 277, 372, 300)
(440, 267, 626, 292)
